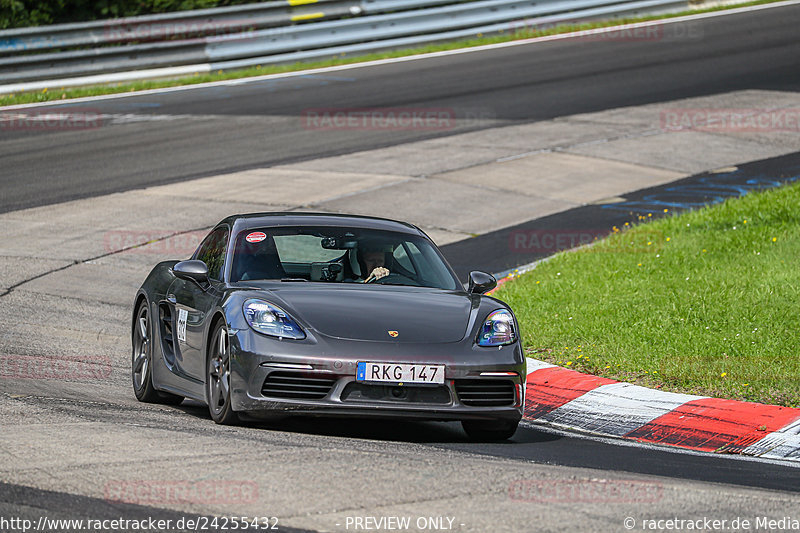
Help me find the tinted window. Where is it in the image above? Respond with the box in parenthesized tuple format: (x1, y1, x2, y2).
(194, 226, 228, 281)
(274, 234, 343, 263)
(229, 226, 459, 290)
(393, 245, 413, 271)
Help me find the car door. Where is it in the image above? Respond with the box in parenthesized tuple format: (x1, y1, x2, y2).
(168, 225, 229, 382)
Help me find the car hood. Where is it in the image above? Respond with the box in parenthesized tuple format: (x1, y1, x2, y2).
(259, 285, 475, 343)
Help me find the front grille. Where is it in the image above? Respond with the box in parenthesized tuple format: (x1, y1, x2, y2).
(340, 382, 451, 404)
(455, 379, 515, 407)
(261, 371, 337, 400)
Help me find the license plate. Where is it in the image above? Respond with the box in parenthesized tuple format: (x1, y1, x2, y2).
(356, 362, 445, 384)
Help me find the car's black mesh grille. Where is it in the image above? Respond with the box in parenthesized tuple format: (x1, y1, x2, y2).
(261, 371, 337, 400)
(340, 382, 451, 404)
(455, 379, 515, 407)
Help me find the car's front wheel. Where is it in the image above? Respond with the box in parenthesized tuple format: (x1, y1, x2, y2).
(461, 419, 519, 442)
(207, 321, 238, 425)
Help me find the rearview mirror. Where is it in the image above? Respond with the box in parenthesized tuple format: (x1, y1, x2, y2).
(321, 234, 358, 249)
(173, 260, 209, 284)
(468, 271, 497, 294)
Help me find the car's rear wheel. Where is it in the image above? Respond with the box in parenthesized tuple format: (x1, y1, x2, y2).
(461, 419, 519, 442)
(132, 300, 183, 405)
(207, 321, 238, 425)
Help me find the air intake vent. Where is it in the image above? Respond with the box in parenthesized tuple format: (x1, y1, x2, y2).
(455, 379, 515, 407)
(340, 382, 451, 404)
(261, 371, 337, 400)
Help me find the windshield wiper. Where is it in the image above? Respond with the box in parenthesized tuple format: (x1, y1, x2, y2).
(280, 278, 308, 282)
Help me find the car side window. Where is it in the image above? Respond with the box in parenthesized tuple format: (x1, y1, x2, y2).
(403, 241, 449, 287)
(195, 227, 228, 281)
(393, 244, 415, 273)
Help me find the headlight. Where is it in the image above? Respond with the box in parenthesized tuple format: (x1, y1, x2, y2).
(477, 309, 517, 346)
(243, 299, 306, 340)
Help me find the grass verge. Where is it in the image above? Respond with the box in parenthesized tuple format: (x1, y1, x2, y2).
(494, 181, 800, 407)
(0, 0, 785, 107)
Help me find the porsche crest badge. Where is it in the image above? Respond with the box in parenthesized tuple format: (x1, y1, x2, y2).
(388, 330, 399, 338)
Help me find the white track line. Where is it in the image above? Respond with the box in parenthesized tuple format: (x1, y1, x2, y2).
(525, 359, 557, 375)
(743, 418, 800, 461)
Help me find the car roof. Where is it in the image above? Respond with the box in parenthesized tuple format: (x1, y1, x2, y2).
(221, 212, 424, 236)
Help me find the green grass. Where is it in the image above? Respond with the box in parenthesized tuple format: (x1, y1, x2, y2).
(0, 0, 784, 107)
(495, 182, 800, 407)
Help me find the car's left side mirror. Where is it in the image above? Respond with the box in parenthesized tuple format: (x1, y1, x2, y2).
(173, 260, 209, 284)
(468, 271, 497, 294)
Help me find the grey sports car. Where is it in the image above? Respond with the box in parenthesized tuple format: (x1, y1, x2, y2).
(132, 213, 525, 440)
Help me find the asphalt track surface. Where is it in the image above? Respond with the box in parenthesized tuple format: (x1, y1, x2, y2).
(1, 3, 799, 214)
(3, 3, 800, 529)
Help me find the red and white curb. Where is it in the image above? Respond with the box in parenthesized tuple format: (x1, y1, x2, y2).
(523, 359, 800, 463)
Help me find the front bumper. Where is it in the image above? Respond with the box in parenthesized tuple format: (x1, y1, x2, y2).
(228, 329, 525, 422)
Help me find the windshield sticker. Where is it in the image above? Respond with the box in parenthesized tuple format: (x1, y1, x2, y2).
(246, 231, 267, 243)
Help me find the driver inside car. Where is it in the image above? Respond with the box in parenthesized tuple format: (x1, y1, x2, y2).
(346, 242, 392, 283)
(361, 249, 390, 283)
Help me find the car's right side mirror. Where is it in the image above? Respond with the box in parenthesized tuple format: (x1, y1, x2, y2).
(468, 271, 497, 294)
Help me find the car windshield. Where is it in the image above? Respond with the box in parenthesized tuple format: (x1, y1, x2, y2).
(229, 226, 460, 290)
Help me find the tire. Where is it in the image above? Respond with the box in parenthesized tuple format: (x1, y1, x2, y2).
(131, 300, 183, 405)
(461, 419, 519, 442)
(207, 321, 239, 425)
